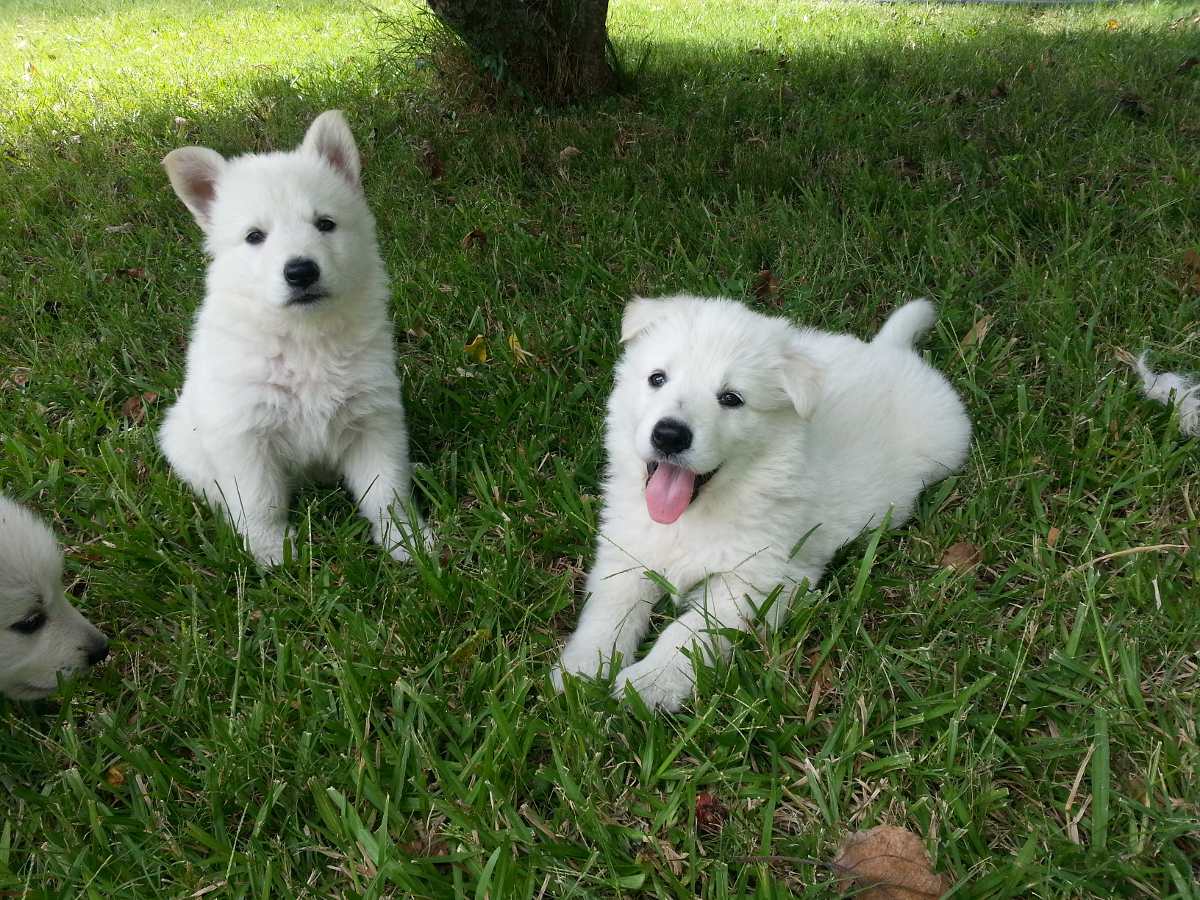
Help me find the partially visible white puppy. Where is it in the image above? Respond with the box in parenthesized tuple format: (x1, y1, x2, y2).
(160, 110, 426, 565)
(0, 495, 109, 700)
(553, 296, 971, 712)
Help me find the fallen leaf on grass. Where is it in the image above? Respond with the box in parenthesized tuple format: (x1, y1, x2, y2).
(890, 156, 922, 181)
(958, 314, 993, 349)
(105, 764, 126, 787)
(940, 541, 982, 573)
(833, 825, 947, 898)
(1181, 248, 1200, 293)
(806, 651, 834, 723)
(461, 228, 487, 250)
(557, 145, 582, 176)
(464, 335, 488, 363)
(654, 837, 687, 877)
(120, 391, 159, 424)
(1047, 526, 1061, 549)
(115, 267, 150, 281)
(696, 792, 728, 834)
(2, 368, 31, 390)
(507, 333, 536, 365)
(752, 268, 781, 303)
(419, 140, 444, 180)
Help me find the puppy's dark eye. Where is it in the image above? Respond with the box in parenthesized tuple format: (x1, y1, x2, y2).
(315, 217, 337, 233)
(718, 391, 744, 408)
(11, 611, 46, 635)
(648, 371, 667, 388)
(245, 229, 266, 245)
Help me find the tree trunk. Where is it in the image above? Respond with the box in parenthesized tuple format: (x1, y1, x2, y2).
(427, 0, 614, 103)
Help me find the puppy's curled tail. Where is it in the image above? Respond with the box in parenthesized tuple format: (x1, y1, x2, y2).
(873, 299, 936, 348)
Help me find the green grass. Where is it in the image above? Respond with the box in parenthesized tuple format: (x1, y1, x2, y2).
(1, 0, 1198, 895)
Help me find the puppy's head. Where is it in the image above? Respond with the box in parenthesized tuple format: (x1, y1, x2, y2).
(163, 110, 381, 311)
(0, 497, 109, 701)
(612, 295, 822, 524)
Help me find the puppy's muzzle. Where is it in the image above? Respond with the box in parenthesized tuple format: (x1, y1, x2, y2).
(85, 638, 110, 667)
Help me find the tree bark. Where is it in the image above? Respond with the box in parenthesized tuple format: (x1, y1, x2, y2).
(427, 0, 614, 103)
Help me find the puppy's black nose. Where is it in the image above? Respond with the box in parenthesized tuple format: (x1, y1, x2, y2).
(284, 257, 320, 288)
(651, 418, 692, 455)
(86, 640, 110, 667)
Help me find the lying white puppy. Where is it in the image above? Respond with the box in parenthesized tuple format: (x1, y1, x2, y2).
(553, 295, 971, 712)
(0, 495, 109, 700)
(160, 110, 426, 565)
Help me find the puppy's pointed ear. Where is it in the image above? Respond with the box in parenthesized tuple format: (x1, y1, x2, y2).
(780, 338, 823, 419)
(301, 110, 361, 187)
(620, 297, 669, 343)
(163, 147, 225, 227)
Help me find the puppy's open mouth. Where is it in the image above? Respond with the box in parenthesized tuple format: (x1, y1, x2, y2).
(644, 460, 718, 524)
(288, 290, 328, 306)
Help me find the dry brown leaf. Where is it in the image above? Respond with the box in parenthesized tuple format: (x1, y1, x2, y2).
(655, 838, 687, 877)
(752, 268, 781, 303)
(1182, 249, 1200, 293)
(461, 228, 487, 250)
(695, 792, 728, 834)
(940, 541, 982, 572)
(3, 368, 31, 390)
(833, 825, 948, 899)
(891, 156, 922, 181)
(419, 140, 445, 181)
(464, 335, 488, 364)
(120, 391, 159, 424)
(105, 764, 126, 787)
(958, 314, 993, 350)
(1047, 526, 1061, 549)
(806, 652, 834, 723)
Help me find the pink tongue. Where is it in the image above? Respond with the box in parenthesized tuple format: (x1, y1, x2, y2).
(645, 462, 697, 524)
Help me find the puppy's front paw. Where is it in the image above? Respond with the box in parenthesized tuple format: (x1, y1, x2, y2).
(378, 517, 432, 563)
(552, 643, 612, 692)
(612, 655, 694, 713)
(247, 529, 290, 566)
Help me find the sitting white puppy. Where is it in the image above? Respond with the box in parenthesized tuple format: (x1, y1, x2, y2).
(0, 495, 109, 700)
(553, 295, 971, 712)
(160, 110, 425, 565)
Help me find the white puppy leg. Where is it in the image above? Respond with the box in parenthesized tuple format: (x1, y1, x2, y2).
(553, 543, 661, 690)
(612, 568, 806, 712)
(205, 447, 291, 566)
(341, 413, 425, 562)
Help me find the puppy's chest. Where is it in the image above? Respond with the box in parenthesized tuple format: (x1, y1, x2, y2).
(251, 342, 385, 433)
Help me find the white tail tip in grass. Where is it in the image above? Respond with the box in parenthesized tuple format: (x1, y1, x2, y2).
(1119, 348, 1200, 437)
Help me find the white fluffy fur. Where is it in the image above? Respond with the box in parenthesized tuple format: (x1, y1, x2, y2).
(1132, 353, 1200, 437)
(0, 495, 108, 700)
(553, 295, 971, 712)
(160, 111, 426, 565)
